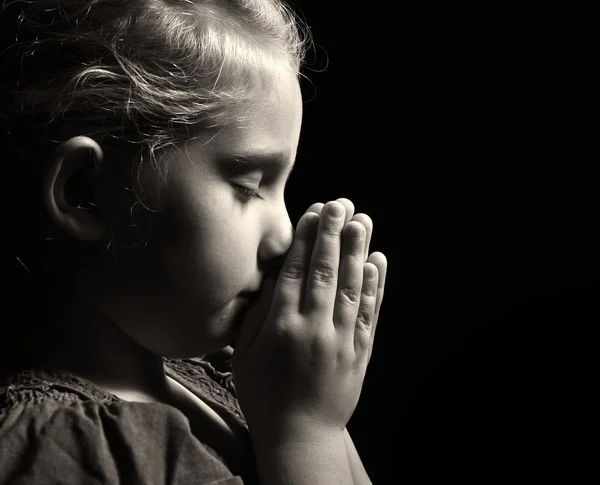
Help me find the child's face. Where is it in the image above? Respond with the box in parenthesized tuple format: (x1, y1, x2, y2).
(91, 69, 302, 357)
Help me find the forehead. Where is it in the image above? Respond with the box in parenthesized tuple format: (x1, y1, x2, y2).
(200, 69, 303, 163)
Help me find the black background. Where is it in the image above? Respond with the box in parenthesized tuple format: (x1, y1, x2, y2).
(4, 2, 598, 482)
(288, 4, 599, 482)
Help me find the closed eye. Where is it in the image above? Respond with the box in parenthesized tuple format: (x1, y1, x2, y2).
(234, 184, 263, 200)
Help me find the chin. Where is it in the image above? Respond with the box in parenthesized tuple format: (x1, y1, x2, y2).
(174, 299, 249, 355)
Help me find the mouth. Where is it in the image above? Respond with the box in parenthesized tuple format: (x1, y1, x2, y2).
(230, 299, 251, 333)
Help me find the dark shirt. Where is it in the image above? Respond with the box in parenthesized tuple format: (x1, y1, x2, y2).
(0, 350, 259, 484)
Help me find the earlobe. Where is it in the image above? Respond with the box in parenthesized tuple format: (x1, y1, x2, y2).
(42, 136, 107, 242)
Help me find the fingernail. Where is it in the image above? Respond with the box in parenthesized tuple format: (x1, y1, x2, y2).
(328, 203, 344, 218)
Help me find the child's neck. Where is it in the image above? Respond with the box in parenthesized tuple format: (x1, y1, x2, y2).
(26, 267, 171, 403)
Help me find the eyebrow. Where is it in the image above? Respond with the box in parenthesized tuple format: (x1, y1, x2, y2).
(220, 151, 295, 180)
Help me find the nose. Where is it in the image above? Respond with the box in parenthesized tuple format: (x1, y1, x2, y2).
(258, 203, 294, 272)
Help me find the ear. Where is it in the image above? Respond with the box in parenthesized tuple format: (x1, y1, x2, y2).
(42, 136, 107, 242)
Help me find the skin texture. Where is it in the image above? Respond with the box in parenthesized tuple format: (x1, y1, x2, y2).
(231, 197, 386, 485)
(29, 63, 387, 484)
(232, 199, 385, 430)
(32, 66, 303, 398)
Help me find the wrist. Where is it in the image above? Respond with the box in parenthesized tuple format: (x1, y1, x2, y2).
(249, 416, 345, 453)
(252, 426, 353, 485)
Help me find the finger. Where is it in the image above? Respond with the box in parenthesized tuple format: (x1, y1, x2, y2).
(354, 263, 379, 358)
(335, 198, 355, 225)
(304, 201, 346, 316)
(350, 213, 373, 263)
(305, 202, 324, 215)
(333, 221, 366, 331)
(305, 198, 355, 226)
(273, 211, 320, 315)
(366, 252, 387, 362)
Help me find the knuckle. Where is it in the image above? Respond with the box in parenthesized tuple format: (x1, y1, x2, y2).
(356, 308, 374, 326)
(364, 280, 378, 297)
(279, 261, 304, 280)
(321, 223, 342, 237)
(361, 289, 378, 307)
(312, 331, 336, 356)
(338, 284, 362, 305)
(312, 261, 338, 284)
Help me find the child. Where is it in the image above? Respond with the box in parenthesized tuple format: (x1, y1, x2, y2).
(1, 1, 387, 483)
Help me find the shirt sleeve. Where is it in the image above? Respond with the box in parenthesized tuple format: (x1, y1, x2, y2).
(0, 398, 244, 485)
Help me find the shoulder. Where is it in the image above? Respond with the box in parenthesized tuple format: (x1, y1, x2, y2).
(0, 367, 119, 413)
(0, 367, 245, 485)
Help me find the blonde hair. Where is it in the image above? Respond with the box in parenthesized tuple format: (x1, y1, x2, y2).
(1, 0, 313, 350)
(2, 0, 311, 181)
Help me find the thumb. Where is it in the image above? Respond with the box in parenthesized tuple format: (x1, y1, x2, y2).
(233, 275, 278, 362)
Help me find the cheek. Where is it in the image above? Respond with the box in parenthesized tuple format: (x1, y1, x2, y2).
(201, 225, 254, 281)
(165, 220, 253, 304)
(99, 188, 154, 250)
(149, 189, 258, 300)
